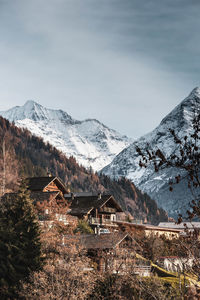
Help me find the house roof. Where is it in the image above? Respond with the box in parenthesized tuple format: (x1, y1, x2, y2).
(26, 176, 56, 191)
(30, 191, 59, 203)
(68, 194, 123, 216)
(144, 224, 182, 233)
(116, 221, 182, 233)
(64, 233, 133, 250)
(158, 222, 200, 230)
(2, 191, 59, 204)
(26, 176, 68, 193)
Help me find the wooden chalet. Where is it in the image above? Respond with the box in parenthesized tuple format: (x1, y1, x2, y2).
(66, 193, 124, 230)
(26, 176, 69, 195)
(158, 222, 200, 236)
(117, 221, 181, 239)
(25, 176, 71, 224)
(63, 233, 150, 275)
(3, 176, 78, 227)
(63, 232, 149, 274)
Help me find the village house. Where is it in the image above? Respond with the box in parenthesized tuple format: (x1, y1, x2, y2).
(26, 176, 69, 195)
(66, 192, 124, 232)
(25, 176, 72, 225)
(116, 221, 181, 239)
(62, 232, 151, 275)
(158, 222, 200, 237)
(3, 176, 77, 228)
(144, 224, 181, 239)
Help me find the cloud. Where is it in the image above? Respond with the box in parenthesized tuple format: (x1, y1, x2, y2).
(0, 0, 199, 138)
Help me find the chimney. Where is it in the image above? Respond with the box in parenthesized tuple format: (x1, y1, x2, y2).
(98, 192, 101, 200)
(71, 192, 74, 200)
(46, 167, 52, 177)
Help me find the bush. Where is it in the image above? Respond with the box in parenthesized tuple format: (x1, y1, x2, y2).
(74, 220, 93, 234)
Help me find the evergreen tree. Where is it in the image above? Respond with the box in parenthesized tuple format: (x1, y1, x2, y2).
(0, 180, 42, 298)
(74, 220, 93, 234)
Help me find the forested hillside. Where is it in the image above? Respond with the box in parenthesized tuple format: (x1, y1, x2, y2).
(0, 116, 168, 224)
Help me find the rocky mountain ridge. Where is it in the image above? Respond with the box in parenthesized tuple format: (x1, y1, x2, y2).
(0, 100, 131, 171)
(102, 87, 200, 218)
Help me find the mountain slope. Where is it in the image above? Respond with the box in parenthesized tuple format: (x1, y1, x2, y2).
(0, 116, 167, 225)
(102, 87, 200, 218)
(0, 100, 131, 171)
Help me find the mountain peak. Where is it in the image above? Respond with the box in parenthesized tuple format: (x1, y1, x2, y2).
(102, 86, 200, 218)
(0, 100, 131, 171)
(182, 87, 200, 108)
(24, 100, 39, 107)
(188, 86, 200, 97)
(23, 100, 42, 112)
(159, 87, 200, 130)
(0, 100, 75, 123)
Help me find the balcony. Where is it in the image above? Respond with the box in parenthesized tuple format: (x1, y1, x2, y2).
(113, 265, 151, 276)
(89, 217, 118, 227)
(132, 265, 151, 276)
(99, 207, 116, 213)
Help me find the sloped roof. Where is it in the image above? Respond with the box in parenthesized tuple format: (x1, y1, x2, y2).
(2, 191, 59, 204)
(68, 194, 123, 216)
(26, 177, 56, 191)
(30, 191, 59, 203)
(64, 233, 132, 250)
(26, 176, 68, 193)
(158, 222, 200, 230)
(116, 221, 182, 233)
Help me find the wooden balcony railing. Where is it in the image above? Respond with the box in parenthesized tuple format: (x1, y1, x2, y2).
(113, 265, 151, 276)
(132, 265, 151, 276)
(89, 217, 117, 226)
(99, 207, 116, 213)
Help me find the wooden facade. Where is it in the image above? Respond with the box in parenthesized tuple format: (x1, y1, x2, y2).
(43, 181, 61, 192)
(63, 233, 150, 275)
(67, 194, 123, 230)
(26, 176, 69, 196)
(88, 197, 122, 227)
(25, 176, 75, 227)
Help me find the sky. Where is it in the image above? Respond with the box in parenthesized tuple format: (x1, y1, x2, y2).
(0, 0, 200, 138)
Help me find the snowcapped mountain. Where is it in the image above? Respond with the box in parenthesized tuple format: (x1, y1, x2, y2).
(0, 100, 131, 171)
(102, 87, 200, 218)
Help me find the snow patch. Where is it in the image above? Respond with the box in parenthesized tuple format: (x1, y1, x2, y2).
(0, 101, 132, 171)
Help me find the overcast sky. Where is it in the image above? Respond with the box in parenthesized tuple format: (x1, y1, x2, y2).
(0, 0, 200, 138)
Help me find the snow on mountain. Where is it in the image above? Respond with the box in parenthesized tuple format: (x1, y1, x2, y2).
(0, 100, 131, 171)
(102, 87, 200, 218)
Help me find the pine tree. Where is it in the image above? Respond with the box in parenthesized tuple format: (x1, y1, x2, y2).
(0, 180, 42, 298)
